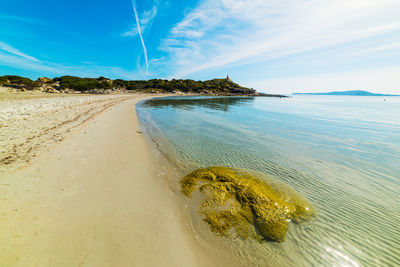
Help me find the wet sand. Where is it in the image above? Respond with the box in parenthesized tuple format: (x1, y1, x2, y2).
(0, 93, 220, 266)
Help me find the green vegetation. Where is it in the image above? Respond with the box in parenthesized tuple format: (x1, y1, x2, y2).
(0, 75, 257, 95)
(112, 77, 256, 94)
(180, 166, 316, 242)
(54, 76, 113, 91)
(0, 75, 38, 90)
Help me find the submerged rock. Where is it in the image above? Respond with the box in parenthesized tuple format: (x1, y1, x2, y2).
(180, 166, 315, 242)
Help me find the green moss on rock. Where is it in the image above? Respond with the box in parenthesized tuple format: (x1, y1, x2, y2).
(180, 166, 316, 242)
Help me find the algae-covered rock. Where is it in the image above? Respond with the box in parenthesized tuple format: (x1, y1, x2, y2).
(180, 166, 315, 242)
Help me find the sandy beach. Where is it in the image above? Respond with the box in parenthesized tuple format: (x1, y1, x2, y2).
(0, 92, 226, 266)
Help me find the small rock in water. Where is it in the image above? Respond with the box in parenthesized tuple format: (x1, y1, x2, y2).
(180, 166, 316, 242)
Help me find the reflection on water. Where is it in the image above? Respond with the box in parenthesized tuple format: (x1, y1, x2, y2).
(137, 96, 400, 267)
(141, 96, 255, 112)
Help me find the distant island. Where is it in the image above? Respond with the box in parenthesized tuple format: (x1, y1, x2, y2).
(293, 90, 399, 96)
(0, 75, 287, 97)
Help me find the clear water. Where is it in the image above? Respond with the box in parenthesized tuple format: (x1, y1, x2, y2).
(137, 96, 400, 267)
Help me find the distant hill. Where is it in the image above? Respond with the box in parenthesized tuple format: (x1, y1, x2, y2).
(0, 75, 261, 96)
(293, 90, 399, 96)
(0, 75, 286, 96)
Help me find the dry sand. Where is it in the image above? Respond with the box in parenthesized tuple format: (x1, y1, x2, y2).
(0, 93, 227, 266)
(0, 93, 136, 173)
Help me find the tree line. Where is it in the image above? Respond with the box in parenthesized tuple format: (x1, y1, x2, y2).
(0, 75, 257, 95)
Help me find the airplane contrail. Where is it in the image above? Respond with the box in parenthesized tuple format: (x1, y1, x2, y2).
(130, 0, 148, 74)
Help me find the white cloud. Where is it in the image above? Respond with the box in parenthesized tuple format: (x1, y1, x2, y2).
(0, 41, 40, 62)
(0, 14, 42, 24)
(0, 50, 139, 80)
(353, 41, 400, 55)
(122, 6, 158, 37)
(162, 0, 400, 78)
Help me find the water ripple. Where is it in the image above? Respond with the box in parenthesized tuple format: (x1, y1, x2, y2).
(137, 96, 400, 266)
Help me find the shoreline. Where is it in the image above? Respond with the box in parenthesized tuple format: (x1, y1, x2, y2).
(0, 93, 232, 266)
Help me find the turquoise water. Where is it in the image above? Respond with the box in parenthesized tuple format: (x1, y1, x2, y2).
(137, 96, 400, 266)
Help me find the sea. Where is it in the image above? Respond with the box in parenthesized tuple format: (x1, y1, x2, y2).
(137, 95, 400, 267)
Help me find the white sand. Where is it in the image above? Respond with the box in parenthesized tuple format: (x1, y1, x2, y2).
(0, 93, 136, 173)
(0, 94, 227, 266)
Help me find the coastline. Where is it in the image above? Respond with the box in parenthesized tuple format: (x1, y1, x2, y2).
(0, 93, 230, 266)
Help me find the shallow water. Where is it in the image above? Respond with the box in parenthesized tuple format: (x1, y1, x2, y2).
(137, 95, 400, 266)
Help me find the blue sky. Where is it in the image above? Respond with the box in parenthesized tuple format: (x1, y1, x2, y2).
(0, 0, 399, 94)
